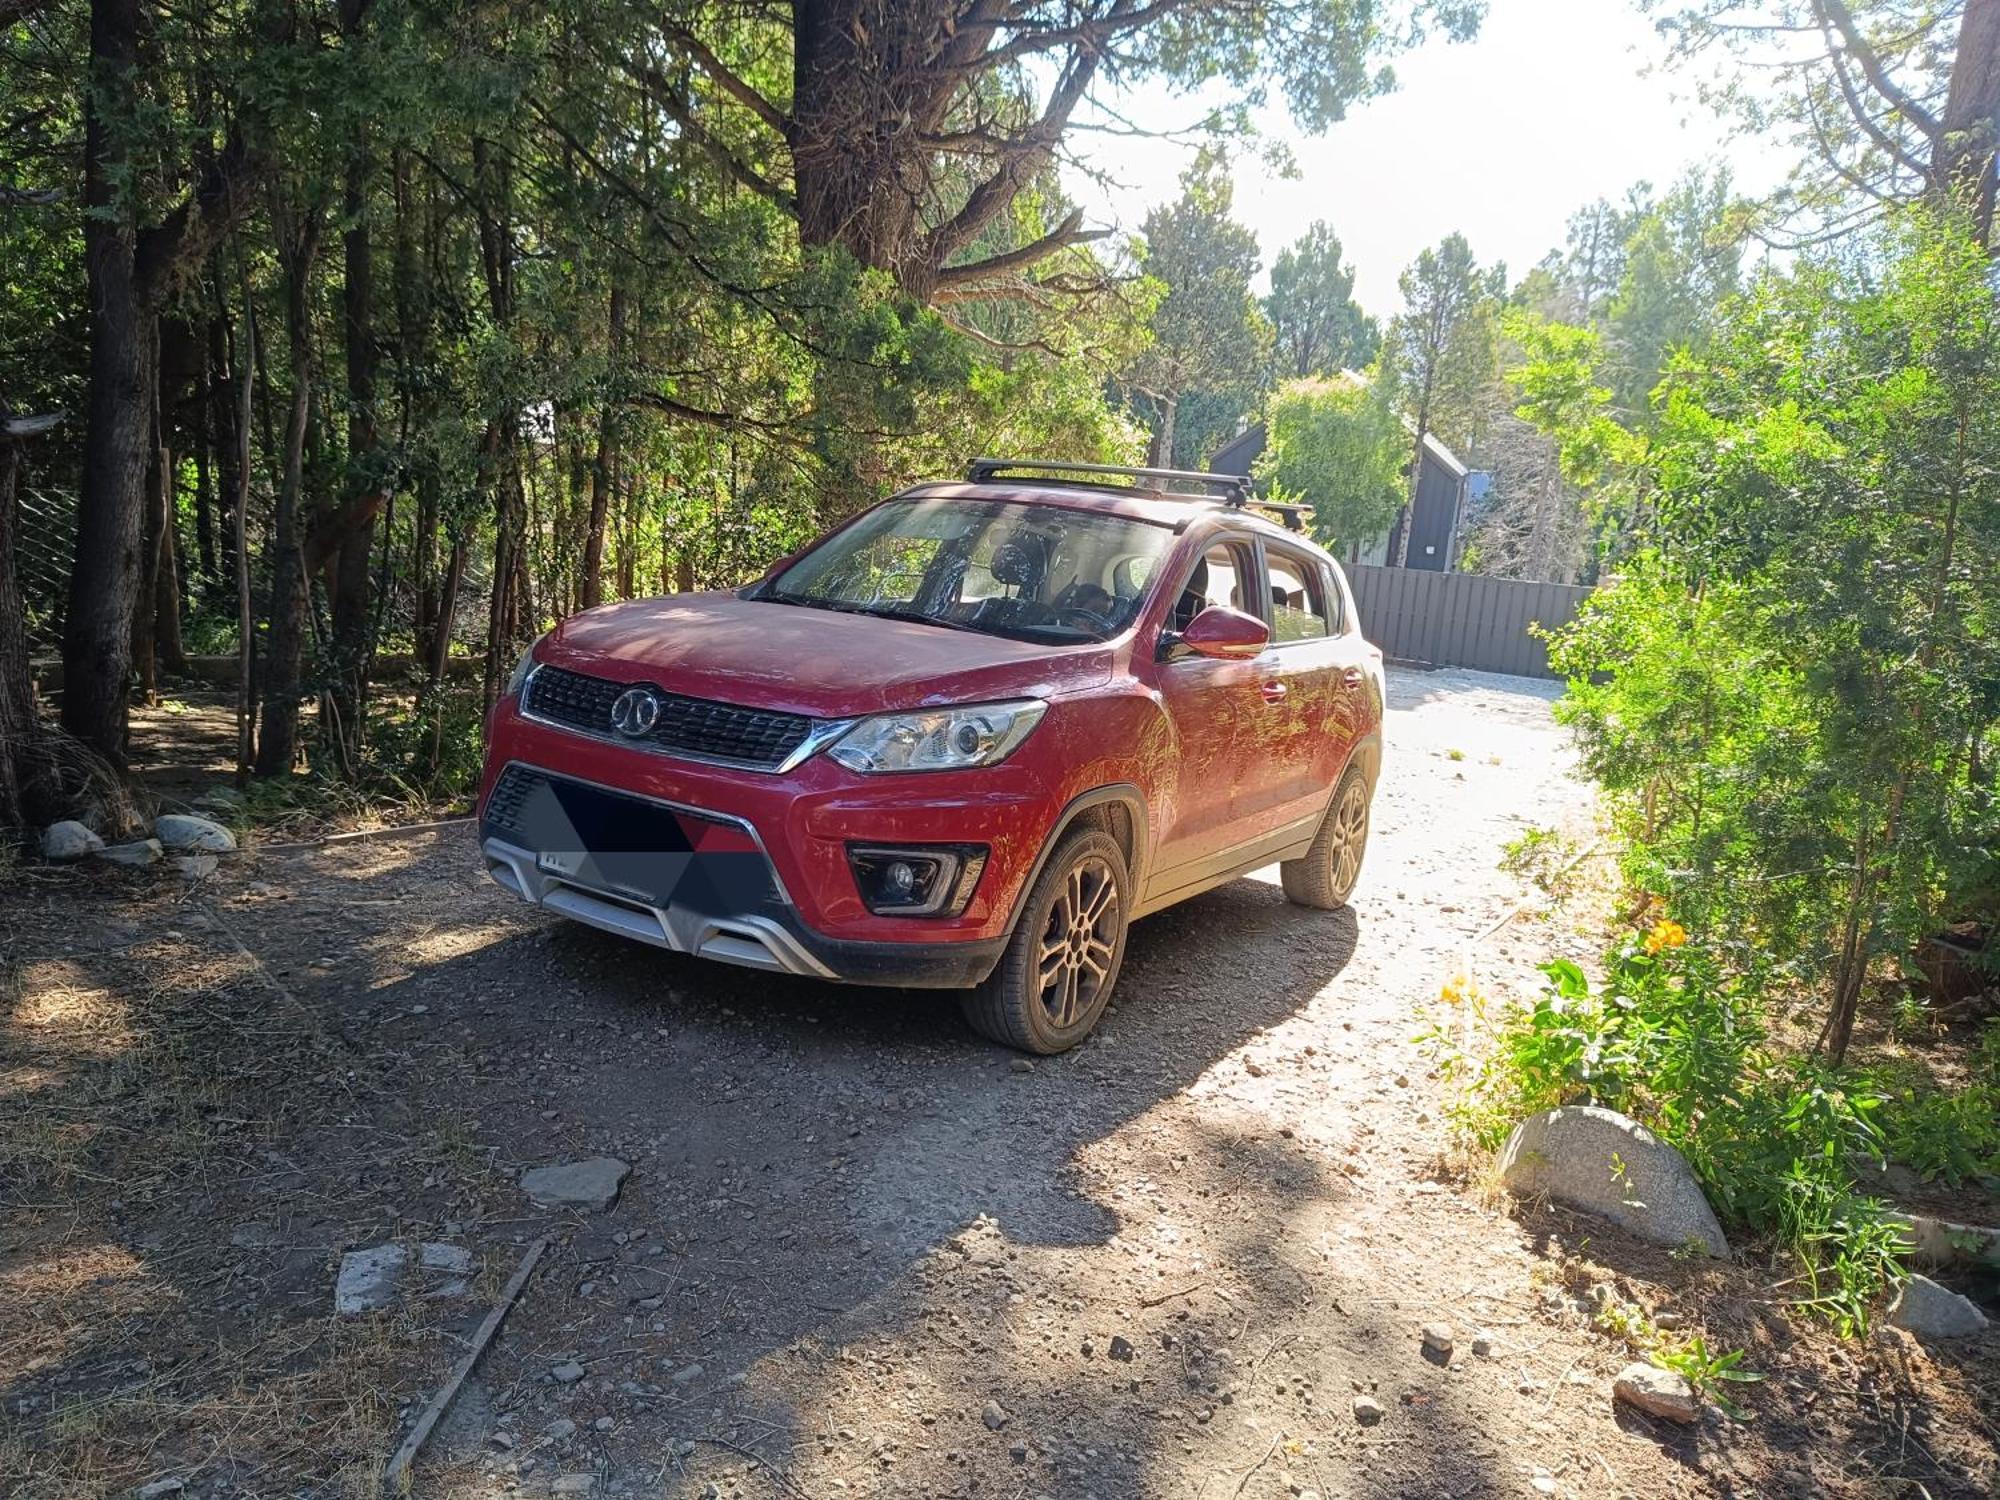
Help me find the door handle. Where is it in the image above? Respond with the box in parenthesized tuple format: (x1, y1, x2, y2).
(1261, 680, 1288, 703)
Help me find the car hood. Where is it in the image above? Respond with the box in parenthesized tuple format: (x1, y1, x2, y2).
(541, 592, 1113, 718)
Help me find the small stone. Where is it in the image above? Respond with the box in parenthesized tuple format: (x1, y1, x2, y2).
(1420, 1323, 1453, 1357)
(1351, 1395, 1384, 1426)
(1470, 1331, 1495, 1358)
(1531, 1475, 1557, 1496)
(1010, 1059, 1034, 1074)
(95, 838, 163, 867)
(1393, 1074, 1410, 1088)
(41, 821, 104, 861)
(522, 1158, 631, 1212)
(154, 813, 237, 853)
(136, 1480, 186, 1500)
(551, 1476, 596, 1496)
(1008, 1441, 1029, 1463)
(981, 1400, 1009, 1430)
(333, 1244, 408, 1315)
(1889, 1274, 1990, 1340)
(1612, 1362, 1700, 1423)
(1107, 1334, 1135, 1362)
(593, 1416, 614, 1431)
(551, 1361, 586, 1384)
(670, 1363, 704, 1386)
(544, 1418, 578, 1441)
(174, 855, 218, 880)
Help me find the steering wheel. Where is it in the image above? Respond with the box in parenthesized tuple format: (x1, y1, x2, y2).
(1053, 603, 1118, 634)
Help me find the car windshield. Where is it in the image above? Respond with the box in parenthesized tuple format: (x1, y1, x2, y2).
(760, 497, 1175, 643)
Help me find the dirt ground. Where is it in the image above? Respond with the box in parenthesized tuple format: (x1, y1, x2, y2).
(3, 667, 1995, 1500)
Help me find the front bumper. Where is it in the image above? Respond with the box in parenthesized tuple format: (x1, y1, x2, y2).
(478, 759, 1012, 988)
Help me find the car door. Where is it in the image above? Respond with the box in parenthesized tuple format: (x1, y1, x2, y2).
(1247, 541, 1356, 838)
(1148, 533, 1271, 880)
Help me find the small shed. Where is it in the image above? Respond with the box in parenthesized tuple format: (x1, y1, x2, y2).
(1207, 422, 1471, 572)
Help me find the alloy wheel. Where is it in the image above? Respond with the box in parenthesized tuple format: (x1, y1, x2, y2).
(1035, 854, 1120, 1029)
(1330, 777, 1368, 894)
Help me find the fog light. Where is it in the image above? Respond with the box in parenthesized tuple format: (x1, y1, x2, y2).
(848, 843, 989, 917)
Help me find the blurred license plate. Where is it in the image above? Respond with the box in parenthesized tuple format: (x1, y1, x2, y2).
(536, 849, 585, 877)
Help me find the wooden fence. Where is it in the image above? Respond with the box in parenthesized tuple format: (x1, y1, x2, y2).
(1344, 564, 1593, 680)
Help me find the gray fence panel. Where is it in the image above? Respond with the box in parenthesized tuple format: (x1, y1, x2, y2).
(1343, 564, 1592, 680)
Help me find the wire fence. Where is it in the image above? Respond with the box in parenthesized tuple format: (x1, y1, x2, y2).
(18, 486, 76, 652)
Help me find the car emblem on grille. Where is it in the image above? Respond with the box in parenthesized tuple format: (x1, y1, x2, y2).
(609, 686, 662, 738)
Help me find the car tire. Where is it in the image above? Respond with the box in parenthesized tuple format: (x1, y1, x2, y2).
(1281, 764, 1370, 910)
(962, 827, 1131, 1054)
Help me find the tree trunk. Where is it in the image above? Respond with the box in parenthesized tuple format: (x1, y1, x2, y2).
(62, 0, 154, 764)
(208, 279, 242, 593)
(153, 449, 188, 676)
(1146, 394, 1179, 469)
(580, 288, 625, 610)
(328, 147, 378, 775)
(254, 211, 322, 779)
(131, 436, 165, 703)
(1941, 0, 2000, 242)
(0, 421, 43, 837)
(232, 282, 256, 787)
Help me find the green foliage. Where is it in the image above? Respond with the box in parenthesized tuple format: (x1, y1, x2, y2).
(1498, 824, 1585, 903)
(1381, 232, 1504, 456)
(1123, 156, 1274, 466)
(1864, 1023, 2000, 1188)
(1420, 928, 1919, 1333)
(1543, 213, 2000, 1051)
(1647, 1337, 1765, 1420)
(1265, 221, 1379, 377)
(1254, 376, 1404, 552)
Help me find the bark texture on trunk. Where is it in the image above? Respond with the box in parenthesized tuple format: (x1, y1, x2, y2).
(254, 215, 322, 779)
(64, 0, 155, 764)
(1942, 0, 2000, 241)
(329, 149, 378, 774)
(0, 424, 42, 835)
(580, 288, 625, 610)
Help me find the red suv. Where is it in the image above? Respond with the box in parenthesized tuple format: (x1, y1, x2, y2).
(479, 460, 1384, 1052)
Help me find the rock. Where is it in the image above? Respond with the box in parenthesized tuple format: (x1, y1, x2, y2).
(174, 855, 218, 880)
(550, 1361, 586, 1384)
(1352, 1395, 1384, 1425)
(522, 1157, 631, 1212)
(981, 1399, 1009, 1431)
(1889, 1274, 1990, 1340)
(95, 838, 163, 868)
(544, 1418, 578, 1441)
(670, 1363, 703, 1386)
(334, 1244, 408, 1315)
(551, 1476, 597, 1496)
(592, 1416, 614, 1431)
(41, 821, 104, 861)
(1498, 1106, 1731, 1258)
(1107, 1334, 1135, 1362)
(136, 1480, 186, 1499)
(1893, 1213, 2000, 1271)
(1470, 1331, 1495, 1358)
(1420, 1323, 1453, 1357)
(1612, 1362, 1700, 1423)
(1008, 1441, 1030, 1463)
(154, 814, 237, 853)
(1010, 1058, 1034, 1074)
(419, 1241, 474, 1296)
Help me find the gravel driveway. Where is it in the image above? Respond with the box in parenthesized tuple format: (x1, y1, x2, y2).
(17, 667, 1983, 1499)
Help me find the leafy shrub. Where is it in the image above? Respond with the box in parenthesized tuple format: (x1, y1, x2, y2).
(1421, 925, 1914, 1332)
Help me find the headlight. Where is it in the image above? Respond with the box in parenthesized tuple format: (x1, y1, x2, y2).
(506, 633, 548, 698)
(828, 699, 1047, 774)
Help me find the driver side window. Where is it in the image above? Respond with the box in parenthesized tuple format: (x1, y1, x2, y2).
(1171, 540, 1255, 632)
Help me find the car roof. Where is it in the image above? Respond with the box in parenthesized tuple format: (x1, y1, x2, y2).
(894, 481, 1334, 558)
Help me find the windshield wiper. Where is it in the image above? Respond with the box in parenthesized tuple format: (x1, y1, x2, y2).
(863, 606, 981, 633)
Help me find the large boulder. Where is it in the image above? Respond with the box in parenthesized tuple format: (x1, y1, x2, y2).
(1498, 1106, 1731, 1258)
(1889, 1274, 1989, 1340)
(41, 821, 104, 861)
(154, 813, 237, 854)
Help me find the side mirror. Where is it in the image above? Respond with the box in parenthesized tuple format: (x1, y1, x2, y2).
(1170, 604, 1270, 661)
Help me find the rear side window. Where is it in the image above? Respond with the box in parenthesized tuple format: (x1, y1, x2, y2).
(1266, 550, 1332, 642)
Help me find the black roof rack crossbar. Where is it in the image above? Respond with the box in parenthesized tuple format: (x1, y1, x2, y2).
(966, 457, 1254, 505)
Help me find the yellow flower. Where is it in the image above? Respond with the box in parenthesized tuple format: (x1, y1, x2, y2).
(1643, 918, 1688, 954)
(1439, 973, 1477, 1007)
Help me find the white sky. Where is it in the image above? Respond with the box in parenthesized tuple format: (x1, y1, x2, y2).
(1060, 0, 1781, 318)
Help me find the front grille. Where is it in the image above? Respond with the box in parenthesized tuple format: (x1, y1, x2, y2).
(524, 664, 813, 769)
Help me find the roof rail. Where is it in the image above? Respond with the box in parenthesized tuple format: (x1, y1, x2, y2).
(966, 457, 1254, 504)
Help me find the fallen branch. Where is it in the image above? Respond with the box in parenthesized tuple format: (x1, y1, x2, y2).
(383, 1236, 549, 1497)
